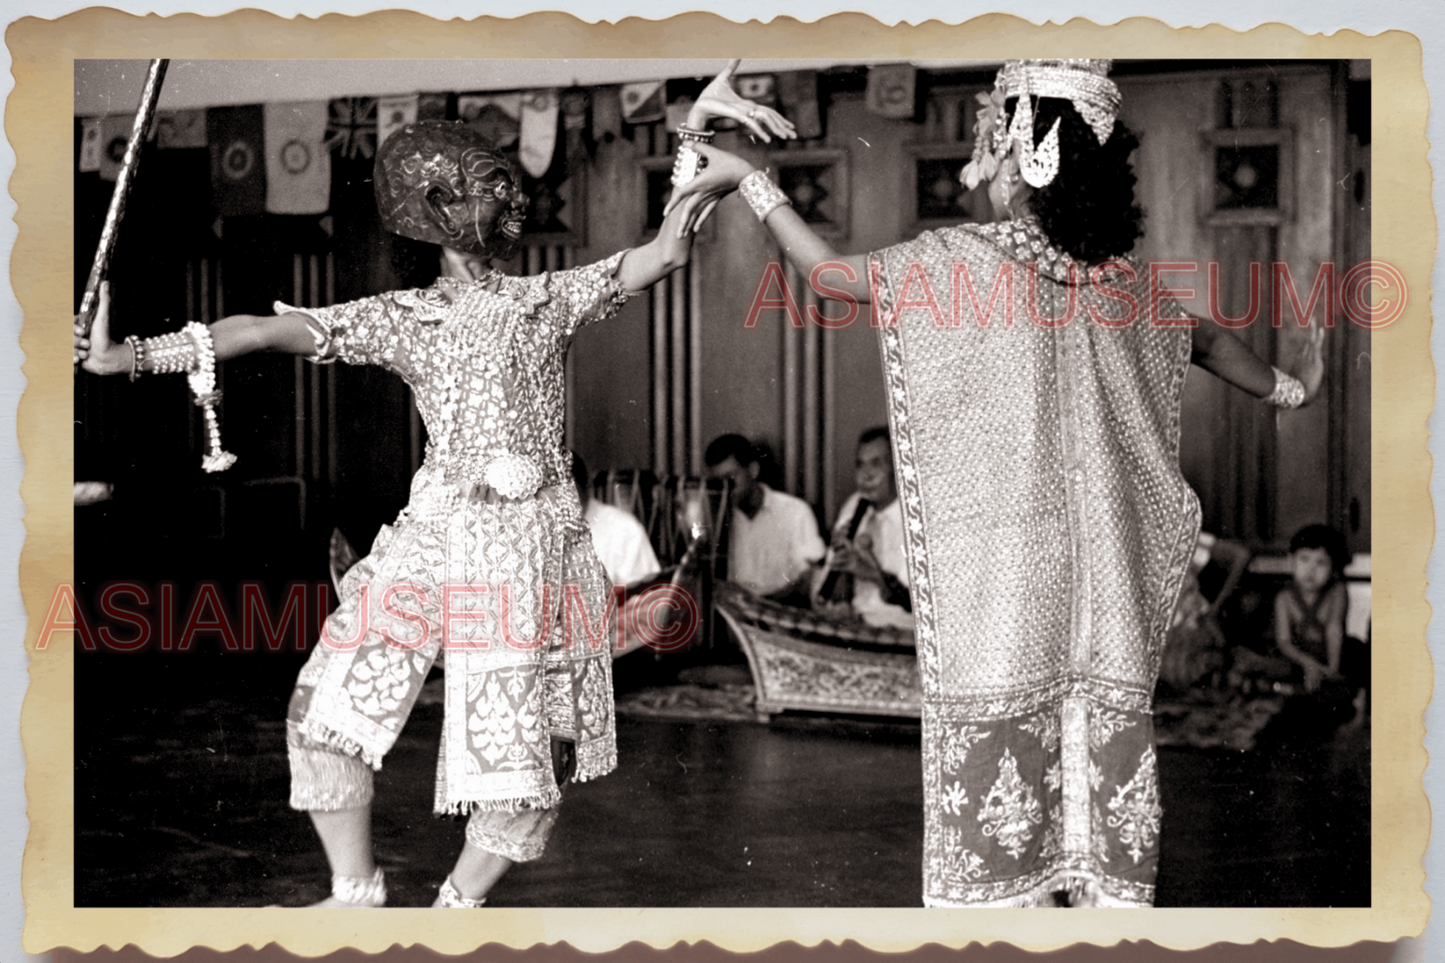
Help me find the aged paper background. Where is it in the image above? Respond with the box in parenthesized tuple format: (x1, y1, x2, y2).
(13, 9, 1432, 957)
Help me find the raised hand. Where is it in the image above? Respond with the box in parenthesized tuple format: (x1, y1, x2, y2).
(74, 281, 126, 375)
(664, 143, 759, 236)
(691, 59, 797, 143)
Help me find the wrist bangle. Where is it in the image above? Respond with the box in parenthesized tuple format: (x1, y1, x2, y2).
(1264, 366, 1305, 409)
(739, 170, 790, 222)
(144, 329, 199, 374)
(124, 334, 145, 381)
(671, 144, 702, 187)
(675, 124, 715, 144)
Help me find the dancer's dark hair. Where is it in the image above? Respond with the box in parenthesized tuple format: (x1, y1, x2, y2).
(1010, 97, 1145, 263)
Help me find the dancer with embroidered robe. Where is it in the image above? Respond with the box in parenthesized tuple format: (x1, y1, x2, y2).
(667, 59, 1323, 907)
(74, 62, 795, 907)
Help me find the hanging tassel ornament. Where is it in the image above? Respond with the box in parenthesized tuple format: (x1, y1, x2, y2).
(183, 322, 238, 473)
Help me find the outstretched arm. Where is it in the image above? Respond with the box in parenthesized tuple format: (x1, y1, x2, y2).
(75, 282, 319, 377)
(1191, 316, 1325, 405)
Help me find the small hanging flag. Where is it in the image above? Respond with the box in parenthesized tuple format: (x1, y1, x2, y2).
(458, 93, 521, 148)
(417, 92, 449, 121)
(377, 94, 419, 152)
(265, 101, 331, 215)
(157, 109, 207, 149)
(736, 74, 778, 107)
(619, 81, 665, 124)
(78, 118, 103, 172)
(325, 97, 378, 160)
(777, 71, 823, 139)
(99, 113, 140, 182)
(591, 85, 622, 143)
(866, 64, 916, 120)
(208, 104, 267, 216)
(519, 89, 560, 178)
(561, 89, 589, 133)
(560, 87, 591, 172)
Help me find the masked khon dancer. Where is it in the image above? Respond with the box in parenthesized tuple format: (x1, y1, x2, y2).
(74, 62, 794, 908)
(667, 59, 1323, 907)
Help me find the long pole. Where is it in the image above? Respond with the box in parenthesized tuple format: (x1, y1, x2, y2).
(75, 57, 169, 338)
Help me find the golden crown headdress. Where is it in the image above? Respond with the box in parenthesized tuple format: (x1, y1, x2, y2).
(962, 59, 1122, 191)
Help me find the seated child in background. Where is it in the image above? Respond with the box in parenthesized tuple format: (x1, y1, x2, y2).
(1274, 524, 1368, 722)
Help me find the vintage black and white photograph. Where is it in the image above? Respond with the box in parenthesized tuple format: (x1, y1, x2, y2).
(59, 41, 1396, 936)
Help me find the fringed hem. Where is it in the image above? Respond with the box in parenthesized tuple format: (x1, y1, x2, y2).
(924, 873, 1153, 909)
(300, 715, 385, 771)
(463, 806, 560, 863)
(573, 742, 618, 784)
(435, 785, 563, 817)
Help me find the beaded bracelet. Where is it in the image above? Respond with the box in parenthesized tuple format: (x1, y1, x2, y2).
(123, 334, 145, 382)
(675, 125, 715, 144)
(1264, 366, 1306, 409)
(739, 170, 790, 222)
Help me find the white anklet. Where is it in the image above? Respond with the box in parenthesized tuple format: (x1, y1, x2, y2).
(331, 866, 386, 906)
(437, 875, 487, 908)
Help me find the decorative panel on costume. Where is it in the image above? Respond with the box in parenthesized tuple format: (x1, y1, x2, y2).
(872, 219, 1198, 907)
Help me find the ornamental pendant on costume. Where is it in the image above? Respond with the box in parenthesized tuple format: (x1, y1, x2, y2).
(1009, 94, 1061, 189)
(182, 321, 237, 473)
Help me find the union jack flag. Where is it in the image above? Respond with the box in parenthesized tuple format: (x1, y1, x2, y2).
(325, 97, 378, 159)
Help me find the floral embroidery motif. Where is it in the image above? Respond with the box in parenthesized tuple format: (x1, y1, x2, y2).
(1089, 708, 1137, 749)
(939, 723, 991, 773)
(345, 646, 415, 723)
(977, 749, 1044, 859)
(1107, 747, 1164, 862)
(1043, 761, 1063, 794)
(1038, 813, 1063, 861)
(1088, 759, 1104, 792)
(941, 780, 970, 816)
(936, 826, 988, 886)
(1019, 711, 1061, 753)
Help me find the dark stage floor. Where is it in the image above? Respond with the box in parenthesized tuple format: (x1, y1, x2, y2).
(73, 649, 1370, 908)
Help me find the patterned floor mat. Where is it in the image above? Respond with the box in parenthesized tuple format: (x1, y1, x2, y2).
(1152, 691, 1286, 752)
(617, 681, 1285, 751)
(614, 683, 759, 722)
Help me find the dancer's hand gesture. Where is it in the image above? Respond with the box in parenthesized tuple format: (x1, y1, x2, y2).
(690, 59, 796, 143)
(664, 143, 759, 235)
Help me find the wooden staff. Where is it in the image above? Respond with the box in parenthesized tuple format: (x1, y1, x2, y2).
(75, 57, 169, 340)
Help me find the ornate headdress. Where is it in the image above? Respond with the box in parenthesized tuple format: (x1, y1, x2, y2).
(961, 59, 1122, 191)
(373, 120, 519, 253)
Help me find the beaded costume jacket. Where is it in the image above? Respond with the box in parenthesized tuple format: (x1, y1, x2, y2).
(279, 252, 629, 814)
(870, 219, 1199, 907)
